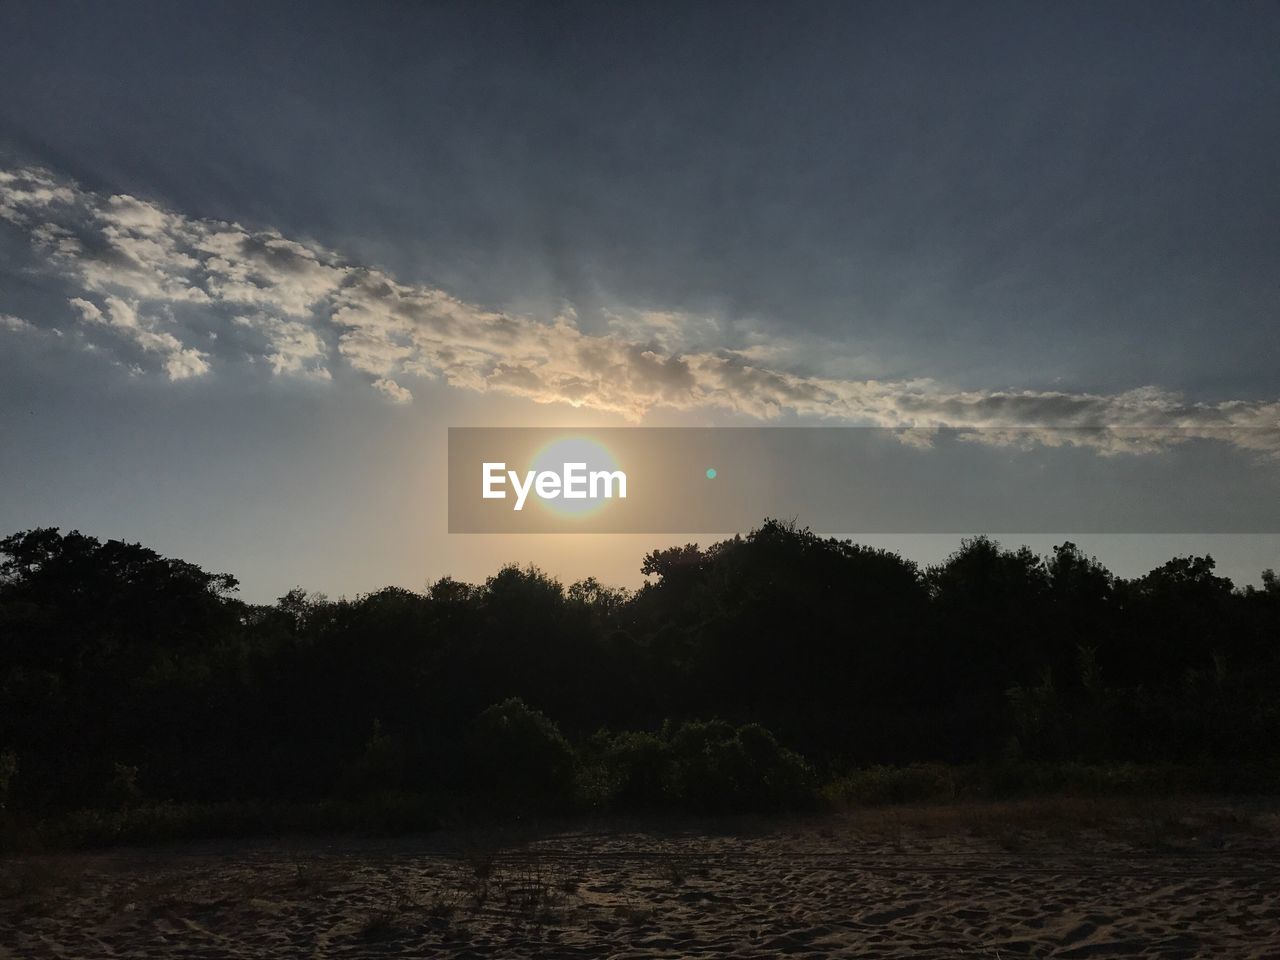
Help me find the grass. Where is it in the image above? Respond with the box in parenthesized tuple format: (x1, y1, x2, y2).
(2, 789, 450, 853)
(822, 760, 1280, 808)
(819, 793, 1280, 856)
(5, 760, 1280, 854)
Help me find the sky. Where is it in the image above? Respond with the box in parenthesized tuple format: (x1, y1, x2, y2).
(1, 1, 1278, 601)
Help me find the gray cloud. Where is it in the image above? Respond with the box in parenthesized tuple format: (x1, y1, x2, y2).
(2, 164, 1277, 454)
(0, 313, 35, 333)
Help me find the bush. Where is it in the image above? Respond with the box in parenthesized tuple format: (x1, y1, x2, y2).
(823, 762, 959, 806)
(666, 720, 815, 814)
(576, 721, 815, 814)
(577, 730, 671, 810)
(107, 762, 143, 809)
(340, 720, 405, 797)
(468, 698, 576, 813)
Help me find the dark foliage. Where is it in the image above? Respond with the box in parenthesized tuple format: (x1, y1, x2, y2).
(1, 522, 1278, 822)
(467, 698, 576, 814)
(578, 720, 814, 814)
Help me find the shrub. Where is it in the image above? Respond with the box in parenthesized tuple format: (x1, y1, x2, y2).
(107, 762, 142, 809)
(341, 719, 405, 796)
(823, 763, 959, 806)
(666, 720, 815, 814)
(468, 698, 576, 813)
(576, 721, 815, 814)
(576, 730, 671, 810)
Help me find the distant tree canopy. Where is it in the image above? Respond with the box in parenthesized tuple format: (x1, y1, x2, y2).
(0, 522, 1277, 812)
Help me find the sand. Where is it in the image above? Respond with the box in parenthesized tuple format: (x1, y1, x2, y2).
(3, 797, 1279, 958)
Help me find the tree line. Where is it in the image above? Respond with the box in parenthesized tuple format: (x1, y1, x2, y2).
(1, 521, 1277, 819)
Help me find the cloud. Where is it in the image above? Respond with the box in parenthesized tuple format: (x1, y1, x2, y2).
(0, 168, 76, 224)
(372, 377, 412, 404)
(68, 295, 210, 380)
(233, 312, 330, 380)
(0, 313, 35, 333)
(2, 163, 1278, 453)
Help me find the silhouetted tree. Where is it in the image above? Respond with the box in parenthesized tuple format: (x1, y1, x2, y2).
(1, 523, 1277, 816)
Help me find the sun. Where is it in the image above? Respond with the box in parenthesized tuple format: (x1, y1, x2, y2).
(527, 435, 624, 521)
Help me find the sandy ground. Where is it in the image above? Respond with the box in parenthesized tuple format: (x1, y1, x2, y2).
(3, 798, 1280, 959)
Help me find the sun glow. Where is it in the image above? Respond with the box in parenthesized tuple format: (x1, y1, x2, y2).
(528, 435, 626, 521)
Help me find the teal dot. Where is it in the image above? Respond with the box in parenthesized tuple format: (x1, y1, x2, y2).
(705, 467, 717, 479)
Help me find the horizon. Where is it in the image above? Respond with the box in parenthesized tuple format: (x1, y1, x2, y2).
(4, 521, 1276, 608)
